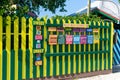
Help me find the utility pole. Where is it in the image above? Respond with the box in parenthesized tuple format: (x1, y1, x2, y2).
(87, 0, 91, 17)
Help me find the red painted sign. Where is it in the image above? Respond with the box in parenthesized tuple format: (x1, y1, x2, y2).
(66, 35, 73, 44)
(35, 35, 42, 40)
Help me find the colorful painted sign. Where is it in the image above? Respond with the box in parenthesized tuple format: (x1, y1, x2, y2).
(36, 31, 41, 35)
(80, 35, 87, 44)
(36, 44, 41, 48)
(86, 28, 92, 32)
(57, 27, 64, 32)
(35, 60, 42, 66)
(33, 21, 44, 25)
(48, 27, 57, 31)
(93, 29, 99, 43)
(35, 35, 42, 40)
(73, 35, 80, 44)
(37, 40, 41, 43)
(58, 35, 65, 44)
(73, 28, 80, 32)
(79, 28, 86, 32)
(63, 23, 89, 28)
(33, 49, 44, 53)
(66, 35, 73, 44)
(36, 26, 41, 30)
(87, 35, 93, 44)
(49, 35, 57, 45)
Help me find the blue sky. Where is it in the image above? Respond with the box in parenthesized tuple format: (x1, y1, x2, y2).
(39, 0, 119, 18)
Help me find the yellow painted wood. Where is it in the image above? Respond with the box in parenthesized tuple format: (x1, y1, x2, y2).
(73, 20, 76, 74)
(73, 32, 76, 74)
(83, 21, 86, 73)
(110, 22, 114, 69)
(102, 22, 104, 70)
(68, 20, 71, 74)
(93, 21, 96, 71)
(14, 17, 19, 80)
(62, 19, 65, 75)
(56, 31, 59, 76)
(78, 20, 81, 73)
(50, 18, 54, 76)
(29, 18, 33, 78)
(106, 22, 109, 70)
(43, 18, 47, 77)
(6, 16, 11, 80)
(97, 22, 100, 71)
(50, 31, 53, 76)
(0, 16, 2, 80)
(21, 17, 26, 79)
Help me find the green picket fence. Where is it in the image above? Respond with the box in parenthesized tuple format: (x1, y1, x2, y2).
(0, 16, 114, 80)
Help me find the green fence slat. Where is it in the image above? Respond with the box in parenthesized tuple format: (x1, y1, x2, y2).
(26, 49, 30, 79)
(11, 50, 15, 80)
(18, 49, 22, 80)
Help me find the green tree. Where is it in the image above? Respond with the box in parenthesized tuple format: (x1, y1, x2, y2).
(0, 0, 67, 16)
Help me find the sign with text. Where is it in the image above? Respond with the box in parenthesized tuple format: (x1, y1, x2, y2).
(58, 35, 65, 44)
(80, 35, 87, 44)
(63, 23, 89, 28)
(73, 28, 80, 32)
(35, 35, 42, 40)
(35, 60, 42, 66)
(33, 49, 44, 53)
(73, 35, 80, 44)
(66, 35, 73, 44)
(57, 27, 64, 32)
(48, 27, 57, 31)
(79, 28, 86, 32)
(49, 35, 57, 45)
(87, 35, 93, 44)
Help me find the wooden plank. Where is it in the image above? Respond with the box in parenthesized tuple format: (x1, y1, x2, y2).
(21, 17, 26, 79)
(14, 17, 19, 80)
(0, 16, 3, 80)
(6, 16, 11, 80)
(29, 18, 33, 78)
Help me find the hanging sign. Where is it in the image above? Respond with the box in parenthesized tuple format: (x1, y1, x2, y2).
(80, 35, 87, 44)
(63, 23, 89, 28)
(48, 27, 57, 31)
(49, 35, 57, 45)
(73, 35, 80, 44)
(35, 35, 42, 40)
(36, 44, 41, 48)
(36, 31, 41, 35)
(33, 21, 44, 26)
(57, 27, 64, 32)
(36, 26, 41, 30)
(35, 60, 42, 66)
(33, 49, 44, 53)
(87, 35, 93, 44)
(86, 28, 92, 32)
(79, 28, 86, 32)
(73, 28, 80, 32)
(66, 35, 73, 44)
(58, 35, 65, 44)
(93, 29, 99, 33)
(94, 35, 99, 43)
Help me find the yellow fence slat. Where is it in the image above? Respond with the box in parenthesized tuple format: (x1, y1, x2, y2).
(68, 20, 71, 74)
(110, 22, 114, 69)
(56, 19, 59, 76)
(102, 22, 104, 70)
(0, 16, 2, 80)
(21, 17, 26, 79)
(73, 20, 76, 74)
(14, 17, 19, 80)
(106, 22, 109, 70)
(29, 18, 33, 78)
(62, 19, 65, 75)
(78, 20, 81, 73)
(43, 18, 47, 77)
(6, 16, 11, 80)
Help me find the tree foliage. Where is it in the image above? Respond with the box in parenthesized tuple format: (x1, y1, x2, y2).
(0, 0, 67, 16)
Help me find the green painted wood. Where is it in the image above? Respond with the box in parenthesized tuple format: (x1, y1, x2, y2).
(11, 50, 15, 80)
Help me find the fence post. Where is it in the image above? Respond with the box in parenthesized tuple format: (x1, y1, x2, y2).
(6, 16, 11, 80)
(14, 17, 19, 80)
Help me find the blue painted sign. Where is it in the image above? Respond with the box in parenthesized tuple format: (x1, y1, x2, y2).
(73, 35, 80, 44)
(87, 35, 93, 44)
(58, 35, 65, 44)
(86, 28, 92, 32)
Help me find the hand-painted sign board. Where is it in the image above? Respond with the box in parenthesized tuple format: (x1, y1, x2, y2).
(80, 35, 87, 44)
(57, 27, 64, 32)
(48, 27, 57, 31)
(36, 26, 41, 30)
(87, 35, 93, 44)
(36, 44, 41, 48)
(49, 35, 57, 45)
(66, 35, 73, 44)
(73, 28, 80, 32)
(63, 23, 89, 28)
(35, 35, 42, 40)
(33, 21, 44, 26)
(35, 60, 42, 66)
(33, 49, 44, 53)
(58, 35, 65, 44)
(79, 28, 86, 32)
(73, 35, 80, 44)
(36, 31, 41, 35)
(86, 28, 92, 32)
